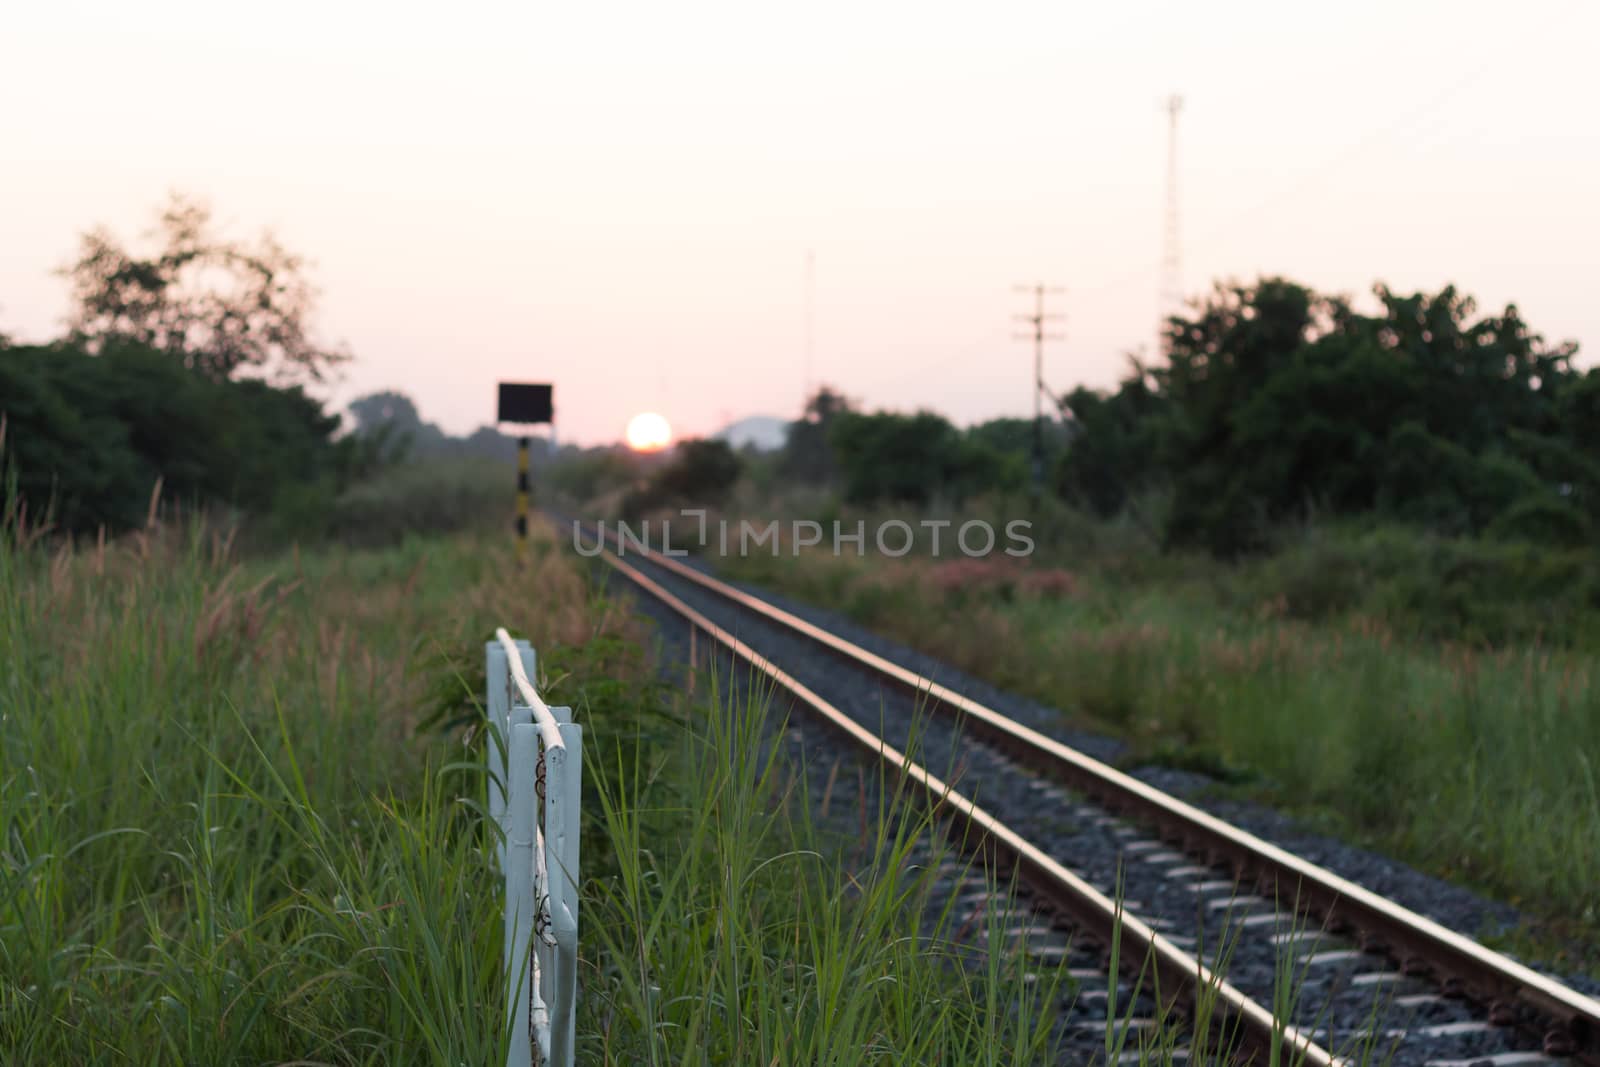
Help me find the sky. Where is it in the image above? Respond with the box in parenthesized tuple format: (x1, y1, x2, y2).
(2, 0, 1596, 445)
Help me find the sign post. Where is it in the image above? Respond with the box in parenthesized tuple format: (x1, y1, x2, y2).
(497, 383, 554, 563)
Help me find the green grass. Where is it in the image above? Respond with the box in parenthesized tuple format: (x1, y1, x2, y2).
(717, 527, 1600, 965)
(577, 663, 1068, 1064)
(0, 521, 611, 1062)
(0, 505, 1408, 1063)
(0, 515, 1088, 1063)
(580, 654, 1362, 1066)
(271, 457, 514, 549)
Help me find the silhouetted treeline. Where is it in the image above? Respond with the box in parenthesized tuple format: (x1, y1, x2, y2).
(0, 340, 372, 535)
(1056, 278, 1596, 553)
(619, 438, 742, 518)
(774, 279, 1593, 555)
(1, 196, 386, 539)
(776, 387, 1057, 506)
(346, 390, 555, 466)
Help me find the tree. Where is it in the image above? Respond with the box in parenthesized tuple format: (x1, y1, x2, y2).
(655, 439, 742, 501)
(1055, 355, 1165, 517)
(829, 410, 1025, 505)
(779, 385, 853, 484)
(621, 438, 741, 518)
(1055, 277, 1588, 552)
(347, 391, 427, 435)
(1, 340, 345, 535)
(60, 193, 349, 383)
(346, 389, 542, 465)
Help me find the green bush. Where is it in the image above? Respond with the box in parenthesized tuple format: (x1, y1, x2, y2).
(544, 447, 641, 506)
(828, 411, 1028, 506)
(1245, 523, 1600, 645)
(620, 438, 741, 517)
(0, 340, 345, 536)
(321, 460, 511, 547)
(1060, 278, 1592, 552)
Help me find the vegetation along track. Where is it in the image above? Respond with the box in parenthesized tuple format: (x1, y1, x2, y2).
(567, 517, 1600, 1067)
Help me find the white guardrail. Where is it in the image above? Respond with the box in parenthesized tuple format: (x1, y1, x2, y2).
(487, 628, 582, 1067)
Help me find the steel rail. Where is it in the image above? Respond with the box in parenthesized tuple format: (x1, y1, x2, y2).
(592, 540, 1340, 1067)
(593, 529, 1600, 1063)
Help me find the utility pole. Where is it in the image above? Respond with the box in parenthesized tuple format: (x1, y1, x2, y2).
(496, 383, 554, 566)
(803, 248, 815, 402)
(1013, 283, 1065, 494)
(1160, 93, 1184, 355)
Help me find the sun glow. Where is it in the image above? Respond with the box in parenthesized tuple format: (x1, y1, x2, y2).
(625, 412, 673, 452)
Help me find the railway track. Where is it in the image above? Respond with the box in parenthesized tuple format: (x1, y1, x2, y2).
(571, 520, 1600, 1066)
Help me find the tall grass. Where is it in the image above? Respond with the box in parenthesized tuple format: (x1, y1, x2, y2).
(721, 544, 1600, 953)
(577, 657, 1370, 1065)
(0, 518, 623, 1062)
(578, 662, 1068, 1064)
(0, 514, 1079, 1063)
(324, 459, 514, 545)
(1, 510, 1062, 1064)
(0, 504, 1392, 1063)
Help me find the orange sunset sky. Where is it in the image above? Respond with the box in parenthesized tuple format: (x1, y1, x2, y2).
(2, 0, 1596, 445)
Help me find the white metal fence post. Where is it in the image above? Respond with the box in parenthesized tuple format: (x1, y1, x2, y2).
(537, 705, 570, 1064)
(490, 629, 576, 1067)
(487, 639, 538, 877)
(550, 718, 582, 1065)
(486, 642, 509, 873)
(504, 719, 538, 1067)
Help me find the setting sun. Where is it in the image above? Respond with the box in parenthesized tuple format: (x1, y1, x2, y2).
(625, 412, 672, 452)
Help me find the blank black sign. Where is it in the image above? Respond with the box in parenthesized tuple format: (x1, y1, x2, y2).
(497, 383, 553, 424)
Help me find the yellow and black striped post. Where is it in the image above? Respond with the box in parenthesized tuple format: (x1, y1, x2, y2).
(515, 435, 530, 563)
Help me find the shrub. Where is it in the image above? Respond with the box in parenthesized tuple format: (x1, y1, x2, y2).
(621, 438, 741, 517)
(0, 341, 344, 536)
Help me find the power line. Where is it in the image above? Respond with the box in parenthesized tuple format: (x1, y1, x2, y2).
(1013, 282, 1065, 494)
